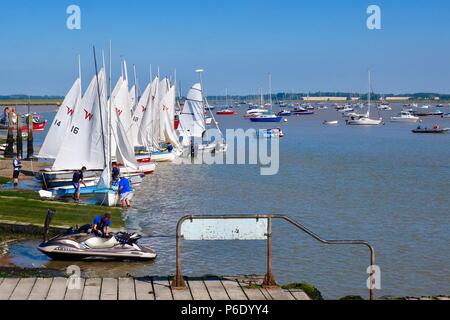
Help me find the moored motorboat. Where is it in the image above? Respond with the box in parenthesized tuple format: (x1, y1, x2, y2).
(338, 106, 354, 113)
(255, 128, 284, 138)
(412, 125, 449, 134)
(411, 110, 434, 117)
(249, 114, 283, 123)
(244, 108, 270, 118)
(216, 109, 236, 115)
(292, 107, 314, 115)
(277, 110, 292, 116)
(377, 103, 392, 111)
(323, 120, 338, 125)
(390, 111, 420, 123)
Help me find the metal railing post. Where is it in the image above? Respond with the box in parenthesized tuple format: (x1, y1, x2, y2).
(263, 216, 276, 287)
(171, 217, 186, 289)
(369, 248, 376, 301)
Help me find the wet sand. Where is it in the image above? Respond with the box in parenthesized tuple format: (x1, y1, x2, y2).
(0, 159, 49, 180)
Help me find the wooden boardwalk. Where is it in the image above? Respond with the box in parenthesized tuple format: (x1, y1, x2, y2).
(0, 276, 311, 301)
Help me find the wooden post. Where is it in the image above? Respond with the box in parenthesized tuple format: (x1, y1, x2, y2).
(4, 112, 15, 158)
(190, 136, 195, 159)
(16, 114, 23, 158)
(26, 114, 34, 160)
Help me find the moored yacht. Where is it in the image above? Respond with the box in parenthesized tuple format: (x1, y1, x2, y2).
(346, 70, 383, 126)
(390, 111, 420, 123)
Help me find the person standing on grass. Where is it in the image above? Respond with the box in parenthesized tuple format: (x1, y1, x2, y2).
(72, 166, 87, 202)
(118, 176, 133, 208)
(12, 155, 22, 187)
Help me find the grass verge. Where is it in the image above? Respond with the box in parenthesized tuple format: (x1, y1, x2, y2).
(0, 176, 10, 184)
(282, 283, 324, 300)
(0, 189, 123, 228)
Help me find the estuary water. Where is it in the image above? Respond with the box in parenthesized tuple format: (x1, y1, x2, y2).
(5, 103, 450, 299)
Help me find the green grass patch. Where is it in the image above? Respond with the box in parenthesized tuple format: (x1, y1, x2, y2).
(0, 189, 41, 199)
(0, 190, 123, 228)
(242, 284, 263, 289)
(282, 283, 324, 300)
(0, 267, 63, 278)
(0, 176, 11, 185)
(340, 295, 365, 300)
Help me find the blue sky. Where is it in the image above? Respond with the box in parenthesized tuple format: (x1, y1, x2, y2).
(1, 0, 450, 96)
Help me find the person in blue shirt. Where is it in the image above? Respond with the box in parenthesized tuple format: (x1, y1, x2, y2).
(118, 176, 133, 208)
(12, 155, 22, 188)
(92, 212, 112, 238)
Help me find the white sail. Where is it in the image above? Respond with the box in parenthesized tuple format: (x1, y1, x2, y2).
(130, 82, 151, 147)
(110, 76, 138, 170)
(179, 83, 206, 146)
(138, 77, 159, 149)
(53, 69, 108, 171)
(158, 78, 170, 142)
(97, 167, 110, 190)
(38, 78, 81, 159)
(160, 85, 181, 149)
(129, 84, 137, 112)
(109, 77, 122, 160)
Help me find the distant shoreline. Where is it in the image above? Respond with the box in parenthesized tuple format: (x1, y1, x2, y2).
(0, 99, 62, 106)
(1, 98, 449, 106)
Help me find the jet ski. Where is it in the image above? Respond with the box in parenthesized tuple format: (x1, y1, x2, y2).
(38, 210, 156, 261)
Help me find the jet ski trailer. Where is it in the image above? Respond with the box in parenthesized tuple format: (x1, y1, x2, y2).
(38, 209, 156, 261)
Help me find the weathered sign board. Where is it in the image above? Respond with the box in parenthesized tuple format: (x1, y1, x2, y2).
(180, 218, 268, 241)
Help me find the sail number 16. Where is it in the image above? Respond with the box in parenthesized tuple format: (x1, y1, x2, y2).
(70, 126, 80, 135)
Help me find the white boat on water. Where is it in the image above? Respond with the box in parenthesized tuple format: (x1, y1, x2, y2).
(323, 120, 338, 125)
(245, 108, 270, 118)
(178, 73, 227, 154)
(346, 70, 383, 126)
(342, 111, 366, 119)
(339, 106, 354, 113)
(390, 111, 420, 123)
(346, 116, 383, 126)
(378, 103, 392, 111)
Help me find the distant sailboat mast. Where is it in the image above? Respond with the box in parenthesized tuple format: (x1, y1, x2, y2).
(269, 72, 273, 113)
(78, 54, 82, 89)
(93, 47, 108, 170)
(368, 69, 371, 118)
(108, 41, 113, 184)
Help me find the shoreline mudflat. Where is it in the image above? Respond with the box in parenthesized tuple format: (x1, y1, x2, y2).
(0, 159, 49, 181)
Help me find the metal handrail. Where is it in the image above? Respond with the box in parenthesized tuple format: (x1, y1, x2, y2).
(172, 214, 376, 300)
